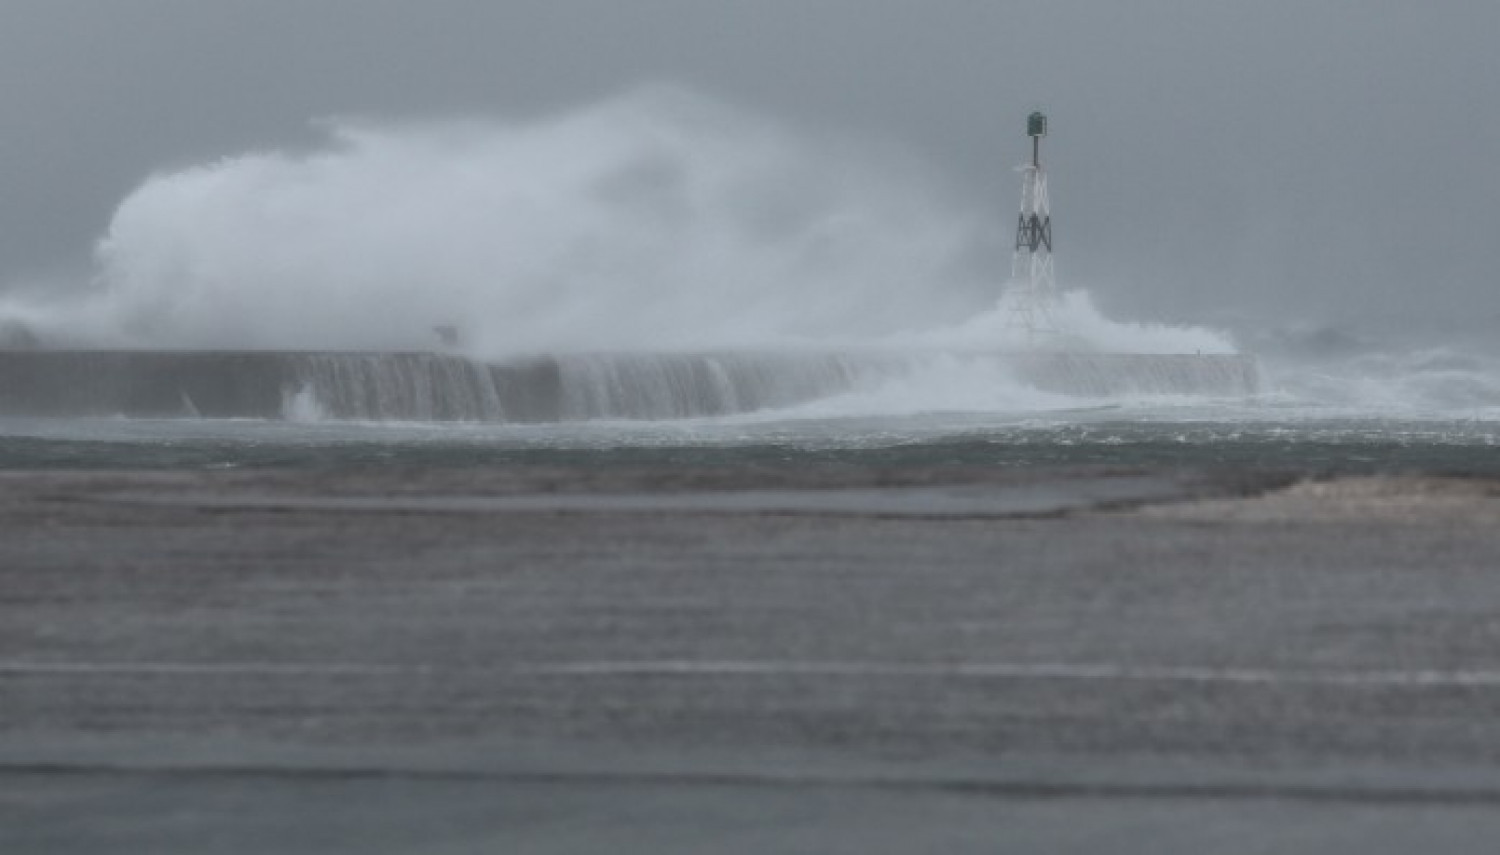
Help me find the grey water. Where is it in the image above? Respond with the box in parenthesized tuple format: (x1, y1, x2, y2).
(1, 408, 1495, 473)
(0, 343, 1494, 473)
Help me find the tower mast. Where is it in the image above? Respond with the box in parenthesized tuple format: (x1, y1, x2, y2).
(1006, 111, 1057, 343)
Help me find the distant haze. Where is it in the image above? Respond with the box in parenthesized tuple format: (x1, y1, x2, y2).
(1, 0, 1497, 338)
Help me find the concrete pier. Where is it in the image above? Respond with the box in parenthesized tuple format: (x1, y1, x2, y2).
(0, 349, 1260, 419)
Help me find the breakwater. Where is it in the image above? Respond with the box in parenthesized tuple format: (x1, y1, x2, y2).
(0, 350, 1260, 421)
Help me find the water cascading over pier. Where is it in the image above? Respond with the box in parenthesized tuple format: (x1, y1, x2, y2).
(0, 102, 1259, 422)
(0, 349, 1258, 421)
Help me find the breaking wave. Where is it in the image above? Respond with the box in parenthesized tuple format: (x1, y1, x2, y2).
(3, 85, 1230, 360)
(4, 85, 1491, 422)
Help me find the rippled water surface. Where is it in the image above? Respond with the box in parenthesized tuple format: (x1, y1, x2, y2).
(2, 399, 1497, 473)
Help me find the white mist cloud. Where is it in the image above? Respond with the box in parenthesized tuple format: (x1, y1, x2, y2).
(75, 85, 993, 355)
(1, 84, 1241, 362)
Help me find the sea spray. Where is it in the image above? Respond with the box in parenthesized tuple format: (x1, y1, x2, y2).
(81, 85, 994, 355)
(4, 85, 1236, 358)
(890, 290, 1238, 355)
(0, 85, 1298, 421)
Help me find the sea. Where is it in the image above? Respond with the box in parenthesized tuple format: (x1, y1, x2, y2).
(2, 347, 1496, 474)
(1, 410, 1494, 473)
(4, 90, 1492, 475)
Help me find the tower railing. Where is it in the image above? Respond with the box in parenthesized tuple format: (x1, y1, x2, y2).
(1005, 111, 1059, 344)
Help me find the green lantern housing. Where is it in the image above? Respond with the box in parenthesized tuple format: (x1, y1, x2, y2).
(1027, 111, 1048, 138)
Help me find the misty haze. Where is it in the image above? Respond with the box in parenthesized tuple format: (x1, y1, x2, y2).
(4, 4, 1500, 855)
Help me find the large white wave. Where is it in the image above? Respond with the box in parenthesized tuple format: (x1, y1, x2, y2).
(7, 84, 1500, 421)
(2, 85, 1234, 361)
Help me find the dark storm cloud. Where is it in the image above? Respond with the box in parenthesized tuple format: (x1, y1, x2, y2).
(1, 0, 1497, 332)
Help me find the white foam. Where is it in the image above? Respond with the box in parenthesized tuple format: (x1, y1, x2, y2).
(4, 86, 1232, 358)
(892, 290, 1238, 356)
(1221, 335, 1500, 419)
(0, 85, 1362, 422)
(63, 86, 991, 355)
(744, 352, 1081, 421)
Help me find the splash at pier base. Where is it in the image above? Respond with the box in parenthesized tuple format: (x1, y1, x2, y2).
(0, 350, 1259, 421)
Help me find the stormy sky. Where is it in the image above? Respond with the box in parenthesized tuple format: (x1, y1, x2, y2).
(1, 0, 1497, 335)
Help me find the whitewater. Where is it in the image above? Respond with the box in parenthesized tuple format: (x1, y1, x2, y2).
(0, 85, 1495, 468)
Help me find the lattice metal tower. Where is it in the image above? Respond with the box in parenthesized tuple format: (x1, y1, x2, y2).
(1005, 111, 1058, 342)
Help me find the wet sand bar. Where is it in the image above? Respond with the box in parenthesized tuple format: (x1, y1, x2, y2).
(4, 465, 1500, 854)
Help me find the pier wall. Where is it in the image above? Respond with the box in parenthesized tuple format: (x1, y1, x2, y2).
(0, 350, 1260, 421)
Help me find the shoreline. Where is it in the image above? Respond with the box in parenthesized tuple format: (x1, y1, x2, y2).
(6, 466, 1500, 853)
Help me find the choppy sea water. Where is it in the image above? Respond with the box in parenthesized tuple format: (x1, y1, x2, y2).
(2, 340, 1498, 473)
(1, 81, 1492, 476)
(2, 403, 1497, 473)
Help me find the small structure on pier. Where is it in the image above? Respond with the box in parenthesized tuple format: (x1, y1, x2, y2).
(1005, 110, 1059, 342)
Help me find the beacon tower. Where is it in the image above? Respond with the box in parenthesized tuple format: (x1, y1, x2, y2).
(1006, 111, 1058, 342)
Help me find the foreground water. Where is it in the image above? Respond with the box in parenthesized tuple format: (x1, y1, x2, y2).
(2, 401, 1497, 472)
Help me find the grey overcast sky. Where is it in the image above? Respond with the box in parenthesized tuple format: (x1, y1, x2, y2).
(1, 0, 1497, 332)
